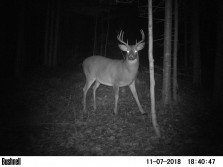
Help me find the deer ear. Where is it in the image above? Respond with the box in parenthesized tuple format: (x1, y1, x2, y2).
(118, 44, 128, 51)
(136, 42, 145, 51)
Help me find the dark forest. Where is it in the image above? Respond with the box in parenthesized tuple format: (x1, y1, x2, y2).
(1, 0, 223, 155)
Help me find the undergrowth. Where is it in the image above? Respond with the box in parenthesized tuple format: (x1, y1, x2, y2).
(2, 67, 222, 155)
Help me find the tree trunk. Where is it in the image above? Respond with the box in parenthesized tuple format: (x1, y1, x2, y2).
(173, 0, 178, 102)
(52, 0, 60, 66)
(44, 0, 50, 66)
(48, 0, 55, 67)
(100, 16, 104, 56)
(162, 0, 172, 105)
(93, 15, 98, 56)
(184, 18, 188, 68)
(192, 0, 201, 86)
(148, 0, 160, 137)
(213, 0, 223, 110)
(104, 14, 110, 57)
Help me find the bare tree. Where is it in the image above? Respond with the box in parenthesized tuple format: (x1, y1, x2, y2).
(183, 6, 188, 68)
(173, 0, 178, 102)
(44, 0, 60, 67)
(104, 4, 111, 57)
(48, 0, 55, 66)
(100, 16, 105, 56)
(191, 0, 201, 86)
(93, 15, 98, 56)
(44, 0, 50, 66)
(52, 0, 60, 66)
(148, 0, 161, 137)
(214, 0, 223, 110)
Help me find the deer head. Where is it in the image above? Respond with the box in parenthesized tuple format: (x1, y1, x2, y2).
(117, 30, 145, 61)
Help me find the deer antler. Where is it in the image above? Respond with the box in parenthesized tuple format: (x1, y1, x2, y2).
(117, 30, 129, 46)
(136, 29, 145, 45)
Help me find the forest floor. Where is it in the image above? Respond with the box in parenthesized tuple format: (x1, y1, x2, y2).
(2, 66, 223, 155)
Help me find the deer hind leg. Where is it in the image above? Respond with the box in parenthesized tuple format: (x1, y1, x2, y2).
(83, 76, 95, 113)
(113, 85, 120, 115)
(93, 81, 100, 110)
(129, 81, 146, 114)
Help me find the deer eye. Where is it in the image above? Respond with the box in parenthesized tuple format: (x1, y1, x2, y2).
(134, 50, 137, 53)
(127, 50, 130, 54)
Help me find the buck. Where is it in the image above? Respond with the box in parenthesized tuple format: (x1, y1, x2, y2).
(83, 30, 146, 115)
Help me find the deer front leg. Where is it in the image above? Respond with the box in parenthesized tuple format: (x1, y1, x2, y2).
(93, 81, 100, 110)
(129, 81, 146, 114)
(113, 85, 119, 115)
(83, 78, 95, 113)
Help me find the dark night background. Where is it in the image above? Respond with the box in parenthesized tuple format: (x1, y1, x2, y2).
(1, 0, 223, 155)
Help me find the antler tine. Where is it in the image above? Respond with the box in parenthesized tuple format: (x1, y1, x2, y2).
(117, 30, 128, 46)
(136, 29, 145, 45)
(140, 29, 145, 39)
(117, 30, 122, 41)
(121, 31, 124, 41)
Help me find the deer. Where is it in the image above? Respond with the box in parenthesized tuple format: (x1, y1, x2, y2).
(82, 30, 146, 115)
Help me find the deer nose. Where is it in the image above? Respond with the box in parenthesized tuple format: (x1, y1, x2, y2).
(128, 54, 136, 60)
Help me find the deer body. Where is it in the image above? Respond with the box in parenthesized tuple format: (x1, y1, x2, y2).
(83, 55, 139, 87)
(83, 30, 145, 115)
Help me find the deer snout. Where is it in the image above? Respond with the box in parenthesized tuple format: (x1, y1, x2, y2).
(128, 53, 137, 60)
